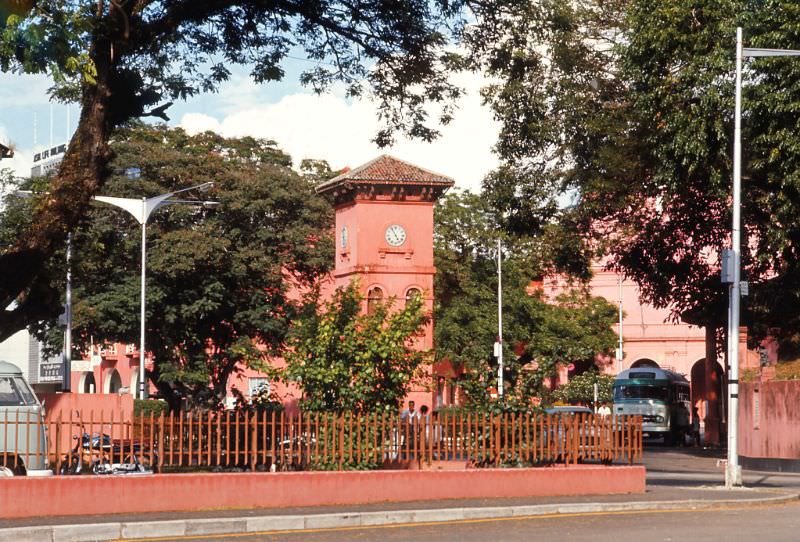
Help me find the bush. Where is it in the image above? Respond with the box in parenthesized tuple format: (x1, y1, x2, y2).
(134, 399, 169, 418)
(552, 371, 614, 406)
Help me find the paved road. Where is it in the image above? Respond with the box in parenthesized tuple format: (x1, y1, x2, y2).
(643, 445, 800, 489)
(142, 501, 800, 542)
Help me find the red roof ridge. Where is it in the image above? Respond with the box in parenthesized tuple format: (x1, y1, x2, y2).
(316, 154, 454, 194)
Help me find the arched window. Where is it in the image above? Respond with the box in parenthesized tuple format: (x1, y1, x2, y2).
(104, 369, 122, 394)
(81, 372, 96, 394)
(367, 287, 384, 315)
(405, 288, 422, 306)
(630, 359, 660, 369)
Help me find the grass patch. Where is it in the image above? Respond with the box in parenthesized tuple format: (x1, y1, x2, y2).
(775, 358, 800, 380)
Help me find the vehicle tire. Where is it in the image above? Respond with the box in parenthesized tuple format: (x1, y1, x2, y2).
(62, 455, 82, 475)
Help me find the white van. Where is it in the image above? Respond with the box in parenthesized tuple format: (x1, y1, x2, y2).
(0, 360, 51, 476)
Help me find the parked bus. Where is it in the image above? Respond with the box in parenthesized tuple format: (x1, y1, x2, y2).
(0, 361, 50, 475)
(612, 367, 691, 445)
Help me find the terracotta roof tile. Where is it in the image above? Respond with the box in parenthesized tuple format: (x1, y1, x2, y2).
(317, 155, 454, 193)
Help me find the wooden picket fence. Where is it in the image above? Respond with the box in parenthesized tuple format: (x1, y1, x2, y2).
(2, 410, 642, 474)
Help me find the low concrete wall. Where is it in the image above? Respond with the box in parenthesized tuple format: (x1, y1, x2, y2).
(0, 466, 645, 519)
(739, 381, 800, 462)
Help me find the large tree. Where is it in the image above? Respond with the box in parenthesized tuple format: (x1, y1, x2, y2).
(2, 124, 333, 409)
(0, 0, 510, 341)
(433, 191, 617, 408)
(281, 281, 430, 413)
(477, 1, 800, 354)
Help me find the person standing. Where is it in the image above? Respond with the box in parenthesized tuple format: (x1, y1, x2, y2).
(597, 402, 612, 417)
(691, 406, 702, 447)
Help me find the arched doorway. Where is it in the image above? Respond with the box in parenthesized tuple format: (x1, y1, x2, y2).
(630, 358, 660, 368)
(690, 358, 724, 444)
(104, 369, 122, 394)
(367, 286, 384, 315)
(130, 369, 139, 397)
(80, 372, 96, 394)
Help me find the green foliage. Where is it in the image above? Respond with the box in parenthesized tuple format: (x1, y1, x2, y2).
(552, 371, 614, 405)
(434, 191, 618, 409)
(11, 124, 334, 409)
(0, 0, 518, 342)
(306, 413, 383, 471)
(134, 399, 169, 418)
(283, 281, 430, 414)
(232, 387, 285, 415)
(475, 0, 800, 352)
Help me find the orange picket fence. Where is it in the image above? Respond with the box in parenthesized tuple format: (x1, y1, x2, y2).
(1, 410, 642, 474)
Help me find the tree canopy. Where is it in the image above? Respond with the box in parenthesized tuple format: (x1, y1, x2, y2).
(433, 191, 618, 409)
(2, 124, 333, 409)
(477, 0, 800, 353)
(281, 281, 430, 413)
(0, 0, 510, 341)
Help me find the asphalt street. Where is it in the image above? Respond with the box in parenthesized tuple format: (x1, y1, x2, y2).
(139, 502, 800, 542)
(643, 444, 800, 489)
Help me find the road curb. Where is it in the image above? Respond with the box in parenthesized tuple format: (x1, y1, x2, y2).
(3, 489, 797, 542)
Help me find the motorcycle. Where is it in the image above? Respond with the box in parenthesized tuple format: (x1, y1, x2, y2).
(60, 414, 157, 475)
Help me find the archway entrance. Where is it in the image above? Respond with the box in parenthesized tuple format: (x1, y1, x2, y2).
(690, 358, 724, 445)
(80, 372, 96, 394)
(630, 358, 660, 369)
(104, 369, 122, 394)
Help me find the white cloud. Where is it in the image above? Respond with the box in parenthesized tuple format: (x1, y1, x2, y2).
(0, 126, 34, 179)
(180, 74, 499, 192)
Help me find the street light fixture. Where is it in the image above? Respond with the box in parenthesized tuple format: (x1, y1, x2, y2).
(94, 182, 218, 400)
(727, 28, 800, 489)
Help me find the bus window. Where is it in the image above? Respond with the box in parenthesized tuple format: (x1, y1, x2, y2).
(614, 384, 669, 402)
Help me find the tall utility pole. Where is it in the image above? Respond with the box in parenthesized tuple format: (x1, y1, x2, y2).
(63, 233, 72, 392)
(95, 183, 217, 400)
(497, 239, 504, 398)
(727, 28, 800, 488)
(618, 276, 624, 372)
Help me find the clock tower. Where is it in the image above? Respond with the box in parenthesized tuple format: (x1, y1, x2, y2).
(316, 155, 454, 408)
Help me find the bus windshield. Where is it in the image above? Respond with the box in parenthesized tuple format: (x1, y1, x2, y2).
(614, 384, 669, 402)
(0, 376, 38, 406)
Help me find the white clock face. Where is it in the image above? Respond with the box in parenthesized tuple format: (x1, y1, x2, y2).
(340, 226, 348, 248)
(385, 224, 407, 247)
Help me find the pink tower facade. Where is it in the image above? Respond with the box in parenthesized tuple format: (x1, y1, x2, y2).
(316, 155, 454, 411)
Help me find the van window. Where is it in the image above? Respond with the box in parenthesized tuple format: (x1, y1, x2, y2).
(0, 376, 37, 406)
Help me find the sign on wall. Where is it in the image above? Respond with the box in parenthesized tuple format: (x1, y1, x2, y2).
(71, 359, 92, 373)
(38, 362, 63, 382)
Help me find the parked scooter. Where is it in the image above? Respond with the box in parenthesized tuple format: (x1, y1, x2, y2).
(60, 412, 156, 475)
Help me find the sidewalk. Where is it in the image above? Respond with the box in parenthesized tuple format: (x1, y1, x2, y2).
(2, 484, 797, 542)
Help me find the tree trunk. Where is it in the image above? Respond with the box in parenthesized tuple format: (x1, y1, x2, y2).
(704, 324, 721, 446)
(0, 40, 115, 341)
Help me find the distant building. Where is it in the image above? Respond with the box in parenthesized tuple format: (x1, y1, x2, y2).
(30, 143, 67, 176)
(0, 142, 71, 392)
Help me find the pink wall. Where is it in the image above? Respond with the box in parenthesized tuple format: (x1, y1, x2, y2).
(38, 392, 135, 454)
(0, 466, 645, 519)
(333, 197, 438, 411)
(739, 381, 800, 460)
(546, 264, 765, 379)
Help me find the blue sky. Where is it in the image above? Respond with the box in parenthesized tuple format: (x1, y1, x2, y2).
(0, 60, 498, 192)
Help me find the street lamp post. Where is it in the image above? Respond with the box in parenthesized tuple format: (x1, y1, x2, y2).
(727, 28, 800, 489)
(496, 239, 504, 398)
(95, 182, 217, 400)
